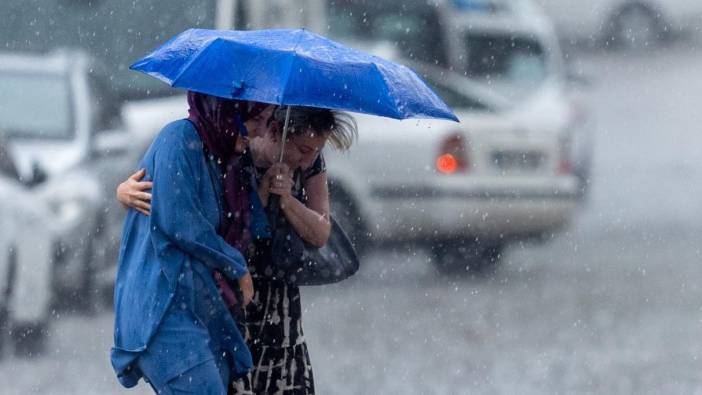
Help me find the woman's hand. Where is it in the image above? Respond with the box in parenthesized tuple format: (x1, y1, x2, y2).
(117, 169, 153, 216)
(258, 163, 293, 207)
(238, 272, 254, 307)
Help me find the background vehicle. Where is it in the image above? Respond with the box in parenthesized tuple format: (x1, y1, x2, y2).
(324, 60, 580, 273)
(0, 50, 143, 310)
(0, 141, 55, 356)
(533, 0, 702, 49)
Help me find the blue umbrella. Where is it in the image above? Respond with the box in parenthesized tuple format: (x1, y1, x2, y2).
(130, 28, 458, 122)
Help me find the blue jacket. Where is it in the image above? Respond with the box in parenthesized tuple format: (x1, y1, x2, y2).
(111, 120, 251, 387)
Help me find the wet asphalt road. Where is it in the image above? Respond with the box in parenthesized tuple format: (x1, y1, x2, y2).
(2, 42, 702, 394)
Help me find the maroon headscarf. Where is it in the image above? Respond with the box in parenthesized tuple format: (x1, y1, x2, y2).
(186, 91, 269, 257)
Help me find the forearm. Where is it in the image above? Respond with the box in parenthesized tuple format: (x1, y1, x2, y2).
(280, 195, 331, 247)
(151, 197, 249, 280)
(169, 231, 248, 278)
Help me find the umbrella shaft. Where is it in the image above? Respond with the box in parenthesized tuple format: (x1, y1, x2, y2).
(278, 106, 292, 163)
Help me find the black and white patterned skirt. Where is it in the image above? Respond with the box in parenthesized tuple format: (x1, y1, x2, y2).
(232, 277, 315, 395)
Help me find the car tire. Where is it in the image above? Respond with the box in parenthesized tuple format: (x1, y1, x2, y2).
(0, 301, 8, 359)
(11, 321, 49, 358)
(0, 315, 6, 358)
(0, 245, 17, 358)
(608, 3, 664, 50)
(72, 216, 108, 315)
(431, 240, 504, 276)
(90, 216, 117, 311)
(329, 182, 368, 256)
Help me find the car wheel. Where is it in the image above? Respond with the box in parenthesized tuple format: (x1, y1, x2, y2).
(329, 182, 368, 255)
(11, 321, 49, 358)
(431, 240, 504, 276)
(0, 245, 17, 358)
(0, 300, 8, 359)
(0, 314, 6, 358)
(73, 217, 108, 315)
(90, 218, 117, 311)
(609, 4, 664, 50)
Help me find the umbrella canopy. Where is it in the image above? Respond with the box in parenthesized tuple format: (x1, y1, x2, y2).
(130, 28, 458, 122)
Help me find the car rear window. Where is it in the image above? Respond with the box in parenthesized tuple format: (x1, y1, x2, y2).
(327, 0, 449, 67)
(464, 34, 548, 99)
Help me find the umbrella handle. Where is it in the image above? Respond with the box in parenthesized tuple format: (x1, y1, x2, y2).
(268, 195, 282, 231)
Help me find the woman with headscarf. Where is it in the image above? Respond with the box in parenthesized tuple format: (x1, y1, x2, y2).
(111, 92, 274, 394)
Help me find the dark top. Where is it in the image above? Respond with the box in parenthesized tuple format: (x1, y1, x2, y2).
(244, 153, 325, 348)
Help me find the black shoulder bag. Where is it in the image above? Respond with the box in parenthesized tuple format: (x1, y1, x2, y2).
(266, 189, 359, 286)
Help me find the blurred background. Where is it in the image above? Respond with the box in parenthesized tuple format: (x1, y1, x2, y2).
(1, 0, 701, 393)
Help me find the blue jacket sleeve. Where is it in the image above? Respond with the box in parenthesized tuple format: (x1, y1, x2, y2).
(148, 135, 247, 281)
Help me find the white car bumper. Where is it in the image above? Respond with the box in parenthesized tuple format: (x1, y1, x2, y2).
(365, 176, 579, 242)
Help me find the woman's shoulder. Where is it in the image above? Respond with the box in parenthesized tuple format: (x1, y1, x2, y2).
(153, 119, 203, 155)
(158, 119, 200, 143)
(303, 153, 326, 180)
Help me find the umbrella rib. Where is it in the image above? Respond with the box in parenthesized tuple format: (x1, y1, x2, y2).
(279, 31, 306, 104)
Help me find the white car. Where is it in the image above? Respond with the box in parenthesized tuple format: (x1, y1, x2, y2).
(0, 164, 55, 356)
(323, 61, 580, 273)
(533, 0, 702, 48)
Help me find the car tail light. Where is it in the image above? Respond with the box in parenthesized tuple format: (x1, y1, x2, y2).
(557, 134, 574, 174)
(436, 133, 469, 174)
